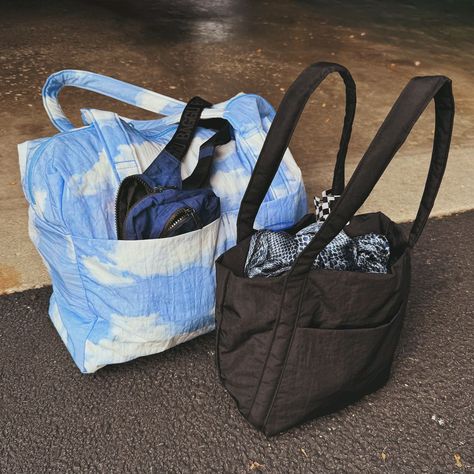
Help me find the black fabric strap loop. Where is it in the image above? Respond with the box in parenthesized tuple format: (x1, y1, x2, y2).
(290, 75, 454, 278)
(182, 119, 232, 189)
(236, 62, 356, 243)
(165, 96, 212, 161)
(157, 96, 231, 189)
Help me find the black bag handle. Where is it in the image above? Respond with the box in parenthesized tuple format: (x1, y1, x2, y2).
(182, 118, 231, 189)
(237, 62, 356, 243)
(165, 96, 212, 161)
(290, 75, 454, 278)
(144, 96, 231, 189)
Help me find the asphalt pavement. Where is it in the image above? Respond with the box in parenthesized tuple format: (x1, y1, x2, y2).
(0, 211, 472, 473)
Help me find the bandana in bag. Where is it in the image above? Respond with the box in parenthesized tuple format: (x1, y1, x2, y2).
(244, 190, 390, 278)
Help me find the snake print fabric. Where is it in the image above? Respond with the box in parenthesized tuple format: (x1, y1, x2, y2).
(244, 221, 390, 278)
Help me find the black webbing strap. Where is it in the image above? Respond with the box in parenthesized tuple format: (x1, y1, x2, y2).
(290, 75, 454, 278)
(237, 62, 356, 243)
(147, 96, 231, 189)
(165, 96, 212, 161)
(182, 118, 232, 189)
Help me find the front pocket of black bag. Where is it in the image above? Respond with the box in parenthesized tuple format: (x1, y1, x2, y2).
(265, 304, 406, 435)
(298, 252, 410, 330)
(216, 270, 284, 418)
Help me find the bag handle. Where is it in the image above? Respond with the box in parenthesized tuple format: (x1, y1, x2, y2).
(291, 75, 454, 278)
(236, 62, 356, 243)
(142, 96, 231, 188)
(42, 69, 186, 132)
(182, 119, 232, 189)
(163, 97, 214, 162)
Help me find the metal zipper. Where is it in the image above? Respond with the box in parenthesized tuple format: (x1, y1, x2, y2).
(160, 207, 201, 238)
(115, 174, 177, 238)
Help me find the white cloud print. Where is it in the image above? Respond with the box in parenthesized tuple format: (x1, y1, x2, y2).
(43, 94, 67, 122)
(210, 167, 250, 207)
(114, 141, 162, 174)
(81, 217, 220, 284)
(68, 150, 115, 196)
(83, 312, 213, 372)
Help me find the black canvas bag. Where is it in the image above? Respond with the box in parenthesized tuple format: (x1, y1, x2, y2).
(215, 62, 454, 436)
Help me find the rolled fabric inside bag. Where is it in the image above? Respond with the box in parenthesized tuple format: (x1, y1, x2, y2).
(244, 194, 391, 278)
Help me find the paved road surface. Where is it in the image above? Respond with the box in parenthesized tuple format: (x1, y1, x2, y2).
(1, 212, 472, 472)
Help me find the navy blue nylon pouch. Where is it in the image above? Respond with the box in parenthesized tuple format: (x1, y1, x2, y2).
(116, 97, 231, 240)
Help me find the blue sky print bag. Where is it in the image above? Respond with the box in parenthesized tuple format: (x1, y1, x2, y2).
(18, 70, 307, 373)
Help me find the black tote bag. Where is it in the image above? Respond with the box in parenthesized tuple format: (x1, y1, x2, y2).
(215, 62, 454, 436)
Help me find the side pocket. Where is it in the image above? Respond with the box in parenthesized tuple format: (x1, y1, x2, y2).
(264, 304, 406, 435)
(73, 218, 221, 372)
(216, 271, 283, 419)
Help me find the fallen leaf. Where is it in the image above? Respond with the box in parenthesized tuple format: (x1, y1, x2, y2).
(454, 453, 463, 468)
(381, 451, 387, 462)
(249, 460, 265, 471)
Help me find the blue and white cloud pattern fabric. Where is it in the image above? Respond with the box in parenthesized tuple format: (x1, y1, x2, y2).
(19, 70, 307, 373)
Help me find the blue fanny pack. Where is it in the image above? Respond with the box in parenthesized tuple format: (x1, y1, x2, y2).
(116, 97, 231, 240)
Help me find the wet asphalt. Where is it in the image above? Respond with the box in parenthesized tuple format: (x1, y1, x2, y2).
(2, 0, 474, 294)
(0, 211, 472, 473)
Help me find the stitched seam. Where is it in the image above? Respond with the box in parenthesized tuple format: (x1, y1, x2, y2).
(262, 273, 310, 431)
(215, 269, 231, 380)
(68, 235, 100, 372)
(90, 116, 126, 185)
(247, 272, 290, 424)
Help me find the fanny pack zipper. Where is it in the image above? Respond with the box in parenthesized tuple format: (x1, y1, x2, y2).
(115, 174, 178, 238)
(160, 207, 201, 238)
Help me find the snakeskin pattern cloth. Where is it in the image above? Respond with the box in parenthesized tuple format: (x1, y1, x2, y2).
(245, 221, 390, 278)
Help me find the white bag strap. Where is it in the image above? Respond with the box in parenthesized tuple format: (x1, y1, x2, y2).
(42, 69, 186, 132)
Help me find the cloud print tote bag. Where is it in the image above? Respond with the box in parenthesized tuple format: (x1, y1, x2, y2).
(18, 70, 307, 373)
(215, 62, 454, 435)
